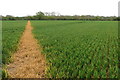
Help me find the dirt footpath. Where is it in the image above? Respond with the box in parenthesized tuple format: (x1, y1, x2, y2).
(7, 21, 46, 78)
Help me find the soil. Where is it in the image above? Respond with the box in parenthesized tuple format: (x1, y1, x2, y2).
(7, 21, 46, 78)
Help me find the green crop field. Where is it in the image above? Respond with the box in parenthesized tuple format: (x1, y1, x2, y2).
(2, 21, 27, 64)
(31, 21, 118, 78)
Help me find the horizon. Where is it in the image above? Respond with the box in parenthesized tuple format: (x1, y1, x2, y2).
(1, 12, 118, 17)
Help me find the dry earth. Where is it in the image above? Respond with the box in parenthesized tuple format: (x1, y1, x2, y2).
(7, 21, 46, 78)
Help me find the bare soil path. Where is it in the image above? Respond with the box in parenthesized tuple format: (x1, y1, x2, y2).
(7, 21, 46, 78)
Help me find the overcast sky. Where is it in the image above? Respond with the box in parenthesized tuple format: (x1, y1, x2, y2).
(0, 0, 119, 17)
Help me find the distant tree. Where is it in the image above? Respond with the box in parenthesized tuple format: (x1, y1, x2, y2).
(35, 11, 45, 20)
(1, 11, 118, 21)
(95, 16, 100, 20)
(25, 16, 34, 20)
(51, 12, 56, 16)
(115, 17, 120, 21)
(44, 12, 49, 16)
(5, 15, 15, 20)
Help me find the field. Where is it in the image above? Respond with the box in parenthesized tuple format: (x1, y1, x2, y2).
(0, 21, 2, 62)
(2, 20, 118, 78)
(31, 21, 118, 78)
(0, 21, 2, 79)
(2, 21, 27, 64)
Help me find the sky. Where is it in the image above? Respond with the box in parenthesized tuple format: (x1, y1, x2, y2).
(0, 0, 119, 17)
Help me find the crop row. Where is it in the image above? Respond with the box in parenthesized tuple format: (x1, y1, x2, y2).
(32, 21, 118, 78)
(2, 21, 26, 64)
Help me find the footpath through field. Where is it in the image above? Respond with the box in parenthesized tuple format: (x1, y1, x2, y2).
(7, 21, 46, 78)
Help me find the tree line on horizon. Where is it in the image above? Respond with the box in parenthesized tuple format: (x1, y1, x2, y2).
(1, 11, 120, 21)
